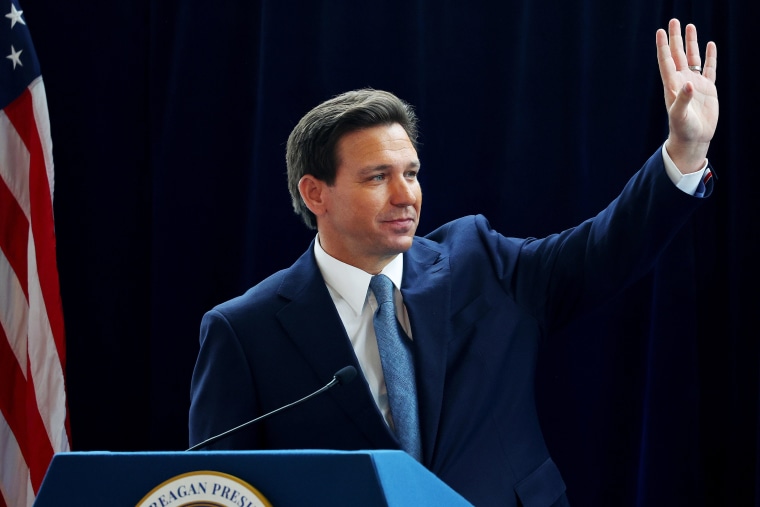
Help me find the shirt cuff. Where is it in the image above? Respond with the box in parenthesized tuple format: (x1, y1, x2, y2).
(661, 143, 709, 196)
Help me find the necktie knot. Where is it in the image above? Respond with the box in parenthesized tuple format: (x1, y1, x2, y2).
(370, 274, 395, 306)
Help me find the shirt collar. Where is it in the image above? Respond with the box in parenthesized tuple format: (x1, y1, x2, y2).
(313, 234, 404, 316)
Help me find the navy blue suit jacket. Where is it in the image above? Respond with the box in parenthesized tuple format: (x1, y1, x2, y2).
(189, 149, 711, 506)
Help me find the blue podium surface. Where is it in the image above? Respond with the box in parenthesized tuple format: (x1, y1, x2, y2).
(33, 449, 474, 506)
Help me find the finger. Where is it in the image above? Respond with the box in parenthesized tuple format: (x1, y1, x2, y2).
(668, 18, 688, 69)
(685, 24, 702, 71)
(703, 40, 718, 83)
(656, 27, 678, 88)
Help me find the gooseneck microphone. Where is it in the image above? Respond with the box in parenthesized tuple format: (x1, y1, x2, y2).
(187, 365, 358, 451)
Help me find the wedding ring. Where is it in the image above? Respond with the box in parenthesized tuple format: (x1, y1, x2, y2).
(688, 65, 702, 72)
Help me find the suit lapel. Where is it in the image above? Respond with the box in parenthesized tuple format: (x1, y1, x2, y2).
(402, 240, 451, 464)
(275, 243, 398, 450)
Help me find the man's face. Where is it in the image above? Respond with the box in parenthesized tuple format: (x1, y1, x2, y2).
(314, 123, 422, 273)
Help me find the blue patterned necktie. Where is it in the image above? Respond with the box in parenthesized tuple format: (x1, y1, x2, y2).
(369, 274, 422, 461)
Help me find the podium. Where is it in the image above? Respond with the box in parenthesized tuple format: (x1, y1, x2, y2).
(34, 450, 474, 506)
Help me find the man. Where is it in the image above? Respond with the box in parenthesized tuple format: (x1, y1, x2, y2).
(189, 19, 717, 506)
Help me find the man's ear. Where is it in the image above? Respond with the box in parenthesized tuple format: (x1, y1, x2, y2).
(298, 175, 328, 217)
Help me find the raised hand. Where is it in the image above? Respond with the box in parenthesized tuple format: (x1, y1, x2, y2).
(656, 19, 718, 173)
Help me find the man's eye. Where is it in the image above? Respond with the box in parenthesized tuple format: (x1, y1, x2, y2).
(371, 174, 385, 181)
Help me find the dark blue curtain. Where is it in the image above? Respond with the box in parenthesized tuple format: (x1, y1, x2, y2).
(23, 0, 758, 505)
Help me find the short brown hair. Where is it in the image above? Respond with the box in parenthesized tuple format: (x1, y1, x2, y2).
(286, 89, 419, 229)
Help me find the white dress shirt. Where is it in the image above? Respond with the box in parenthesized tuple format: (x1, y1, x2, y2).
(662, 145, 709, 194)
(313, 239, 411, 428)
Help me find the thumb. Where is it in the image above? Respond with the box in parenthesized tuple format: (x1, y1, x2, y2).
(670, 81, 695, 121)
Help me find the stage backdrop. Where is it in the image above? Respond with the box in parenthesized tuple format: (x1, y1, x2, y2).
(22, 1, 758, 506)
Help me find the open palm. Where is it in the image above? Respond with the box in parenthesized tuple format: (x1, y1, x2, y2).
(657, 19, 718, 172)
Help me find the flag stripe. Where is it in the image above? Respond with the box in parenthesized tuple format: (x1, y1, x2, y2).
(0, 411, 33, 507)
(0, 172, 30, 301)
(0, 324, 54, 492)
(25, 361, 57, 494)
(26, 252, 69, 454)
(0, 246, 29, 381)
(0, 110, 33, 218)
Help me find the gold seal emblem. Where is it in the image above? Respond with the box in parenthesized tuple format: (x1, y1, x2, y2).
(136, 470, 272, 507)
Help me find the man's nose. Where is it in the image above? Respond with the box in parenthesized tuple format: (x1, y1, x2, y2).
(389, 176, 417, 206)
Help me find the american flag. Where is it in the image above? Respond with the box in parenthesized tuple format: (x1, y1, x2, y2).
(0, 1, 70, 506)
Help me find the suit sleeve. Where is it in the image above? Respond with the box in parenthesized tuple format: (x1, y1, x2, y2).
(479, 147, 712, 335)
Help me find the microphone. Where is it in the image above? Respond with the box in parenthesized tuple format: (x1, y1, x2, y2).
(187, 365, 358, 451)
